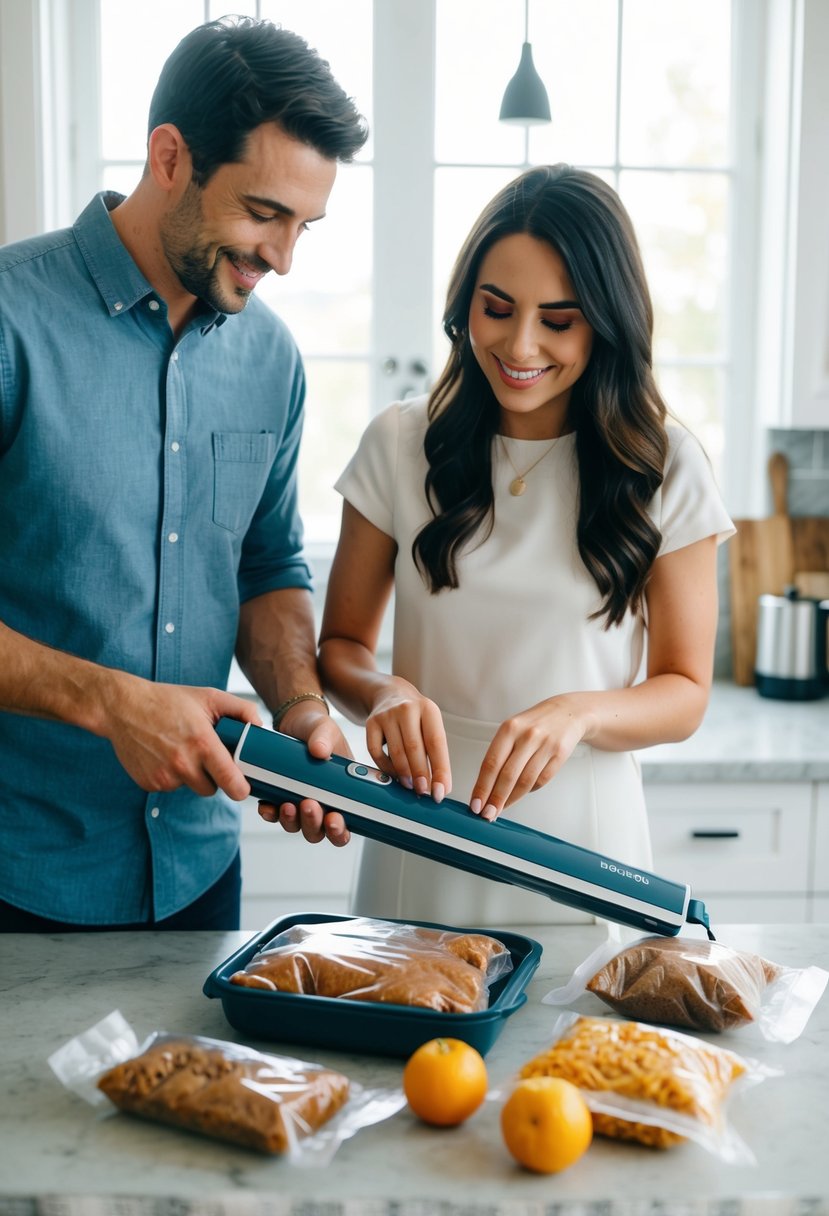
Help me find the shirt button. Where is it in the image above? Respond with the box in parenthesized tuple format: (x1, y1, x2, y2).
(171, 351, 179, 362)
(148, 299, 160, 312)
(150, 806, 160, 819)
(171, 442, 180, 452)
(168, 532, 178, 543)
(164, 622, 175, 634)
(113, 301, 123, 312)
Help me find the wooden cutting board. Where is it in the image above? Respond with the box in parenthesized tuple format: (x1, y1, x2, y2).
(729, 452, 829, 684)
(792, 519, 829, 572)
(729, 519, 792, 686)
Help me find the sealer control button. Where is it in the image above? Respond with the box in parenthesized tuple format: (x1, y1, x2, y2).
(346, 762, 392, 785)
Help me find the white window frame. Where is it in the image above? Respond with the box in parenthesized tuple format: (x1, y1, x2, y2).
(727, 0, 768, 515)
(2, 0, 771, 522)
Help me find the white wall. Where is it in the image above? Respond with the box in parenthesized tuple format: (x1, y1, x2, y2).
(0, 0, 44, 244)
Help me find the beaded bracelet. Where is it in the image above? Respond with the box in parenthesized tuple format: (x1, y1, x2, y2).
(272, 691, 329, 730)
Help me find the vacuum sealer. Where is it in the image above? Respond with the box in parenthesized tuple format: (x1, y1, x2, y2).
(216, 718, 714, 939)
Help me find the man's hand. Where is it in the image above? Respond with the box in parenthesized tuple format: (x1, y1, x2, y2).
(257, 702, 352, 846)
(100, 671, 262, 800)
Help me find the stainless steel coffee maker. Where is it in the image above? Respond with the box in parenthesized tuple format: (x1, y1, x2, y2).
(755, 586, 829, 700)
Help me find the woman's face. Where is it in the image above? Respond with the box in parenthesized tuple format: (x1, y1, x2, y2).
(467, 232, 594, 438)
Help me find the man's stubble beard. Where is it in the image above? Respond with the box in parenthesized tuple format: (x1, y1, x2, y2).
(159, 178, 247, 315)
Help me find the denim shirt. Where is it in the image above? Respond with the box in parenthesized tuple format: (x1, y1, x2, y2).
(0, 193, 313, 923)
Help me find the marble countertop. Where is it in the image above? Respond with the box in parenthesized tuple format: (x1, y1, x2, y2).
(638, 680, 829, 782)
(1, 923, 827, 1216)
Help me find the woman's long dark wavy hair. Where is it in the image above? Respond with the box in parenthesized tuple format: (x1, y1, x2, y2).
(412, 164, 669, 628)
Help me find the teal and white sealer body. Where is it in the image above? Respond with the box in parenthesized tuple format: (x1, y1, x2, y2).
(216, 719, 714, 939)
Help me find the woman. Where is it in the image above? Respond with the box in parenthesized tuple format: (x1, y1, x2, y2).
(317, 165, 733, 926)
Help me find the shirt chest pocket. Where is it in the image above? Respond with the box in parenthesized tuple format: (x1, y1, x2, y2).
(212, 431, 277, 533)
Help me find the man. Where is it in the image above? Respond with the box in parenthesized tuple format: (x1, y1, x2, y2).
(0, 17, 367, 930)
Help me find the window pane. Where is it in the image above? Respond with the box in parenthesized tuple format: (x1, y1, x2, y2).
(299, 359, 371, 543)
(434, 0, 526, 165)
(528, 0, 618, 167)
(432, 167, 518, 371)
(102, 164, 144, 198)
(619, 170, 729, 361)
(436, 0, 616, 168)
(100, 1, 205, 161)
(258, 163, 372, 357)
(656, 365, 727, 484)
(259, 0, 373, 161)
(208, 0, 255, 17)
(620, 0, 731, 166)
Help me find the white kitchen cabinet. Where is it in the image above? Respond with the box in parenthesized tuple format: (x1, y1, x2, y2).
(239, 797, 363, 930)
(645, 780, 814, 922)
(687, 894, 809, 925)
(812, 782, 829, 915)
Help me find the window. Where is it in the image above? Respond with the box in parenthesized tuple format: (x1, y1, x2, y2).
(78, 0, 374, 550)
(51, 0, 761, 544)
(432, 0, 744, 478)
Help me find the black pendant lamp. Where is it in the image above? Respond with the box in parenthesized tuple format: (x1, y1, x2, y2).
(499, 0, 551, 125)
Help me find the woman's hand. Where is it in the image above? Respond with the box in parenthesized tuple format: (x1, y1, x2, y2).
(469, 696, 594, 821)
(365, 676, 451, 802)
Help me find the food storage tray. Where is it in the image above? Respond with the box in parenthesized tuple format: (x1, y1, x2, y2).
(203, 912, 543, 1058)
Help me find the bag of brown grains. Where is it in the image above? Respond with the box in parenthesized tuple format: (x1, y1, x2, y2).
(542, 934, 827, 1041)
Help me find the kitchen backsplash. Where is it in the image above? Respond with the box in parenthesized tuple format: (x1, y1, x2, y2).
(766, 429, 829, 514)
(714, 428, 829, 678)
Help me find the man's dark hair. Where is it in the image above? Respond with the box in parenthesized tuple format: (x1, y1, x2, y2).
(147, 15, 368, 183)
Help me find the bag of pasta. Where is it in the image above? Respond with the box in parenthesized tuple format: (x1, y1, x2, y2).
(541, 934, 827, 1041)
(520, 1013, 778, 1163)
(48, 1010, 405, 1163)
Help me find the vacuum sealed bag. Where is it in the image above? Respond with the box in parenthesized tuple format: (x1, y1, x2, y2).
(49, 1010, 404, 1162)
(228, 916, 513, 1013)
(520, 1012, 778, 1163)
(541, 934, 827, 1041)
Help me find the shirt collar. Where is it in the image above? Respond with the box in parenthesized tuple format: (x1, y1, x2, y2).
(73, 191, 227, 334)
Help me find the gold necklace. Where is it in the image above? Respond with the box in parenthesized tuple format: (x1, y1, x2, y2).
(499, 434, 558, 497)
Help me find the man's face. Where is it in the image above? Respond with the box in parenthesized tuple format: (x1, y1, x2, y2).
(159, 123, 337, 314)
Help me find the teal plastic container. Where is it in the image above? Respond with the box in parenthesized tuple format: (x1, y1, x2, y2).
(203, 912, 542, 1058)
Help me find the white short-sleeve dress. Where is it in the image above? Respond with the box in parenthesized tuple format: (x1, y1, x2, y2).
(335, 396, 734, 927)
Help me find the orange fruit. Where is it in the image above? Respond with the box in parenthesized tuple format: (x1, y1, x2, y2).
(402, 1037, 488, 1127)
(500, 1077, 593, 1173)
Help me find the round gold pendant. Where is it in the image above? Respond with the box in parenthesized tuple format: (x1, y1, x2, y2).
(509, 476, 527, 497)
